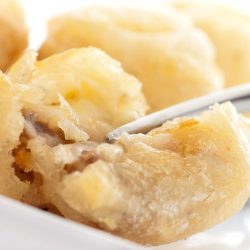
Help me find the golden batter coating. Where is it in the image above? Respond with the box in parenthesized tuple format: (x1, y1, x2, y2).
(171, 0, 250, 86)
(0, 0, 28, 71)
(39, 6, 223, 111)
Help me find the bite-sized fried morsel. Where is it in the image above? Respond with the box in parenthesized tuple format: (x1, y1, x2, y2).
(171, 0, 250, 86)
(39, 6, 223, 111)
(57, 103, 250, 245)
(0, 0, 28, 71)
(8, 49, 148, 142)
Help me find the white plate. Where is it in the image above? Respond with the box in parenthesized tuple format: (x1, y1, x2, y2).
(153, 204, 250, 250)
(0, 196, 144, 250)
(0, 195, 249, 250)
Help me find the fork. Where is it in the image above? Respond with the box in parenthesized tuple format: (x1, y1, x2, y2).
(107, 83, 250, 142)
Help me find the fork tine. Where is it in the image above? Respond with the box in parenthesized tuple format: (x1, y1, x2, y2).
(107, 83, 250, 142)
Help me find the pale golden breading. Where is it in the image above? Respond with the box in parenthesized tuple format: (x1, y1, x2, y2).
(0, 0, 28, 71)
(26, 103, 250, 245)
(39, 6, 223, 111)
(171, 0, 250, 86)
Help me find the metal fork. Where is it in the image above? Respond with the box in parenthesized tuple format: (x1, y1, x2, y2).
(107, 84, 250, 142)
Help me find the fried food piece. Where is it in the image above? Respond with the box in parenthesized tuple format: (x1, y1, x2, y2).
(56, 103, 250, 245)
(0, 0, 28, 71)
(8, 48, 148, 142)
(3, 50, 250, 245)
(41, 49, 146, 141)
(0, 73, 29, 200)
(39, 6, 223, 111)
(3, 48, 146, 213)
(171, 0, 250, 86)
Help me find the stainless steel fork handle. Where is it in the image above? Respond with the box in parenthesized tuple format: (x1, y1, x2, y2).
(107, 83, 250, 142)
